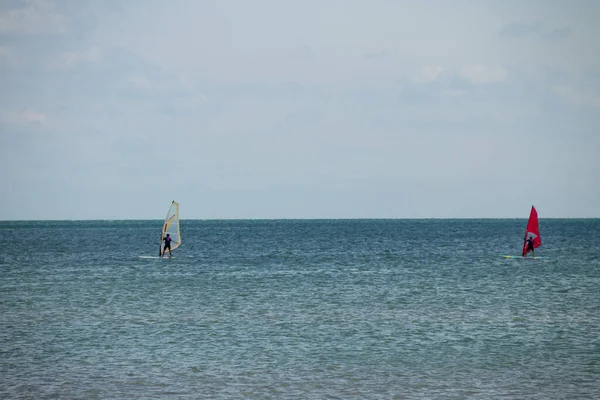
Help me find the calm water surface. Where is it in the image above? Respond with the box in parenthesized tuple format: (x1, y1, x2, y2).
(1, 219, 599, 399)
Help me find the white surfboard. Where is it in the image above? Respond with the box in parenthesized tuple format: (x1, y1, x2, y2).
(503, 255, 548, 260)
(139, 255, 169, 259)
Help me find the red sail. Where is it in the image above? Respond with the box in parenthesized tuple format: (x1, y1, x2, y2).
(522, 206, 542, 256)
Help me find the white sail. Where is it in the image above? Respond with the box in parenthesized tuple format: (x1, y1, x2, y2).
(160, 201, 181, 254)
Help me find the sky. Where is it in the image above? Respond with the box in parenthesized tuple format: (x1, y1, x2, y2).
(0, 0, 599, 219)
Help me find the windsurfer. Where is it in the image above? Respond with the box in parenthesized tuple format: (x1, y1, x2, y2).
(525, 236, 535, 257)
(162, 233, 172, 258)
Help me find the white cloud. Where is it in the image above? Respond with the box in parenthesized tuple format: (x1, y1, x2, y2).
(0, 0, 67, 35)
(175, 74, 196, 90)
(190, 95, 209, 104)
(2, 110, 48, 126)
(0, 45, 15, 67)
(127, 74, 152, 90)
(125, 73, 205, 95)
(163, 95, 210, 112)
(459, 64, 508, 84)
(54, 46, 103, 69)
(414, 65, 445, 84)
(413, 64, 508, 86)
(553, 85, 600, 109)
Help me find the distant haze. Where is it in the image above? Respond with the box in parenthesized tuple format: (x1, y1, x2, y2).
(1, 0, 598, 219)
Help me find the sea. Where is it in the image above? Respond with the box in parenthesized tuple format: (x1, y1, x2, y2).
(1, 219, 599, 399)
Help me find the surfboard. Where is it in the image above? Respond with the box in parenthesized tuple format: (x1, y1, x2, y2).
(503, 255, 548, 260)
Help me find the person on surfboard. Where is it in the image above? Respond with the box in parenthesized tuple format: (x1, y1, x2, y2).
(525, 236, 535, 257)
(162, 233, 172, 258)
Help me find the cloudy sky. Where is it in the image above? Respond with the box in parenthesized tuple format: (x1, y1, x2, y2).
(1, 0, 598, 219)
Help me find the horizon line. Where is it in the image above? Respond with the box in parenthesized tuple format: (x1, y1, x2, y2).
(1, 217, 599, 222)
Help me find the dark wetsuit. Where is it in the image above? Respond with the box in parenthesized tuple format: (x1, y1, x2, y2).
(164, 236, 172, 249)
(526, 237, 534, 252)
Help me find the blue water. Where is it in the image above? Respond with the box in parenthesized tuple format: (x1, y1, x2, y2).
(1, 219, 599, 399)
